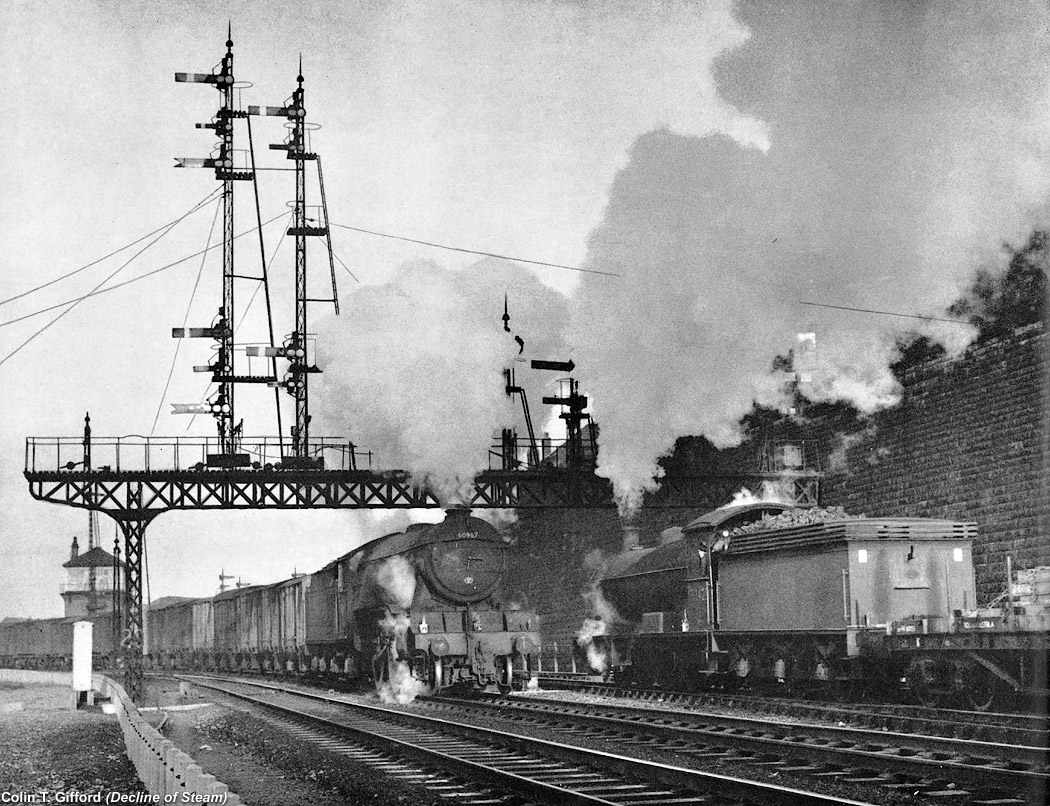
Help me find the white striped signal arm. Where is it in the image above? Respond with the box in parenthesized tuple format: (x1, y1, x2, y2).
(173, 158, 218, 169)
(170, 403, 210, 415)
(247, 105, 289, 117)
(245, 346, 284, 357)
(175, 72, 218, 84)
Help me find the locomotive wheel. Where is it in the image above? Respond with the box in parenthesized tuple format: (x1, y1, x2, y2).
(372, 645, 394, 687)
(430, 658, 444, 693)
(499, 655, 514, 693)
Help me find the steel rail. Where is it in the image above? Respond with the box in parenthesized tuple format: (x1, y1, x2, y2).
(537, 674, 1048, 744)
(178, 674, 878, 806)
(423, 692, 1046, 797)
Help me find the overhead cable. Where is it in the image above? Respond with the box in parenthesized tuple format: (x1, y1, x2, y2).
(0, 189, 221, 369)
(0, 188, 222, 307)
(0, 211, 288, 330)
(185, 212, 294, 434)
(150, 201, 222, 436)
(331, 222, 621, 278)
(798, 301, 971, 325)
(331, 250, 360, 284)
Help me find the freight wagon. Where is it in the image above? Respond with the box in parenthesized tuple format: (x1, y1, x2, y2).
(0, 612, 118, 671)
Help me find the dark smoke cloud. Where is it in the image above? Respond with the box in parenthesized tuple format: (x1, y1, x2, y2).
(569, 0, 1050, 510)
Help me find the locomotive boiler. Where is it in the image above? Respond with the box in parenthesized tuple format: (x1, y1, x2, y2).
(146, 508, 540, 694)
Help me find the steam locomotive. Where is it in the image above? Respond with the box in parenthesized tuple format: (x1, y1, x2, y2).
(589, 502, 1048, 711)
(147, 508, 540, 693)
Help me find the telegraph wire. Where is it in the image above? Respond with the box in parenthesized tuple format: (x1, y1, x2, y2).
(150, 201, 222, 436)
(0, 212, 288, 330)
(799, 301, 970, 325)
(331, 222, 621, 278)
(184, 212, 294, 434)
(0, 189, 221, 369)
(0, 188, 223, 307)
(235, 213, 293, 332)
(331, 250, 360, 284)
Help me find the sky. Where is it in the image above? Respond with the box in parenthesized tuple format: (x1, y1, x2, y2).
(2, 0, 1048, 617)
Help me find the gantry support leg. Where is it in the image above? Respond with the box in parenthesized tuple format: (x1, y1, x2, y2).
(113, 514, 155, 703)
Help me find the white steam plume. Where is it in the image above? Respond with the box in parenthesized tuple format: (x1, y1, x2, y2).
(568, 2, 1050, 511)
(377, 660, 427, 705)
(378, 610, 411, 637)
(375, 557, 417, 611)
(473, 508, 518, 530)
(375, 613, 426, 703)
(724, 483, 793, 509)
(576, 583, 621, 674)
(315, 259, 567, 500)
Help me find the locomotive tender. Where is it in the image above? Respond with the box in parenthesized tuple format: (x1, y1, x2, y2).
(593, 502, 1047, 710)
(148, 508, 540, 692)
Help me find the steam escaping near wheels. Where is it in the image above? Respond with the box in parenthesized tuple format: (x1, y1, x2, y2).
(377, 660, 427, 705)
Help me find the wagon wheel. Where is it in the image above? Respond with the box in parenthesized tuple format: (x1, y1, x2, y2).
(959, 661, 996, 712)
(906, 658, 939, 707)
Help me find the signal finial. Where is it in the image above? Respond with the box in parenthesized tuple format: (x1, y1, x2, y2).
(298, 53, 304, 85)
(226, 21, 233, 50)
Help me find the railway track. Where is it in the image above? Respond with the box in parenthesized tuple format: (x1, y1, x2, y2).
(537, 673, 1048, 746)
(419, 689, 1045, 804)
(175, 674, 882, 806)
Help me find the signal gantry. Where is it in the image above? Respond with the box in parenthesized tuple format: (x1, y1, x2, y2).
(24, 34, 820, 703)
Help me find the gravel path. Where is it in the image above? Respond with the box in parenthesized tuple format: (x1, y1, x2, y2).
(161, 702, 452, 806)
(0, 683, 145, 797)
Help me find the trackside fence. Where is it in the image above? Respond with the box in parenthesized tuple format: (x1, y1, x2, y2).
(0, 669, 244, 804)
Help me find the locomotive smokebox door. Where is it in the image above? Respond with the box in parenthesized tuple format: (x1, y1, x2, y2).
(426, 537, 503, 604)
(423, 511, 505, 605)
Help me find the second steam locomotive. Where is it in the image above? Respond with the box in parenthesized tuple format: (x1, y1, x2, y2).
(588, 502, 1048, 710)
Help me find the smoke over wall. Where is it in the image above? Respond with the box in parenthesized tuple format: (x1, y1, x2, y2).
(568, 0, 1050, 510)
(314, 259, 568, 499)
(313, 2, 1047, 513)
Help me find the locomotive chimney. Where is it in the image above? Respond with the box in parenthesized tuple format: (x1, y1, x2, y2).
(621, 517, 641, 551)
(444, 506, 470, 521)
